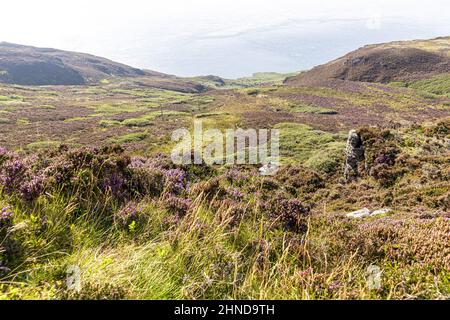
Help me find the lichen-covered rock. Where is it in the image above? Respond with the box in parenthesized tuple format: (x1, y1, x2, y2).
(344, 130, 365, 180)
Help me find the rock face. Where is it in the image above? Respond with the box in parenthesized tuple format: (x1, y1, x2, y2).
(344, 130, 365, 180)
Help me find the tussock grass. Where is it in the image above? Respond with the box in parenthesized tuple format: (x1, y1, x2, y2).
(274, 122, 347, 173)
(114, 132, 148, 143)
(2, 187, 447, 299)
(26, 140, 61, 150)
(0, 78, 448, 301)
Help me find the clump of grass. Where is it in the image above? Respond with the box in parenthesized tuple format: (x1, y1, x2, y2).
(143, 110, 187, 120)
(0, 117, 12, 124)
(121, 111, 187, 127)
(64, 117, 89, 123)
(192, 96, 215, 105)
(115, 132, 148, 143)
(0, 95, 24, 102)
(286, 103, 337, 114)
(88, 103, 142, 115)
(37, 105, 56, 110)
(195, 112, 230, 118)
(16, 118, 31, 125)
(241, 86, 278, 97)
(26, 140, 61, 150)
(275, 122, 346, 174)
(99, 119, 121, 128)
(122, 118, 152, 127)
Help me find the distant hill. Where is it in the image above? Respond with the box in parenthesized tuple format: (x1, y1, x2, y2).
(0, 42, 156, 85)
(0, 42, 209, 92)
(285, 37, 450, 86)
(188, 72, 300, 89)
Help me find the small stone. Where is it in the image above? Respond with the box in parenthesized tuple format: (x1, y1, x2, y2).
(366, 265, 382, 290)
(371, 208, 391, 216)
(259, 162, 279, 176)
(0, 266, 11, 275)
(346, 207, 371, 218)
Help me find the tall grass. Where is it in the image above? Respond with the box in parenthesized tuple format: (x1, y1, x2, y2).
(0, 121, 449, 299)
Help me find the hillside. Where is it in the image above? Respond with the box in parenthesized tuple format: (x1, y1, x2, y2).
(285, 36, 450, 86)
(0, 42, 207, 92)
(188, 72, 300, 89)
(0, 38, 449, 300)
(0, 42, 153, 85)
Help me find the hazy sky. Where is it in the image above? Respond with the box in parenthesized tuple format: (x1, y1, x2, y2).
(1, 0, 449, 78)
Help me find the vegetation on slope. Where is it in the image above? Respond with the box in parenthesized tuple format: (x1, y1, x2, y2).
(391, 73, 450, 97)
(0, 42, 207, 92)
(188, 72, 300, 89)
(0, 38, 449, 300)
(285, 37, 450, 86)
(0, 118, 448, 299)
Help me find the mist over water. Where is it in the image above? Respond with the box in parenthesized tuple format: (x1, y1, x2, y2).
(52, 17, 450, 78)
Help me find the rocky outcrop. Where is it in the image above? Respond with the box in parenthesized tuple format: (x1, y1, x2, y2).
(344, 130, 365, 180)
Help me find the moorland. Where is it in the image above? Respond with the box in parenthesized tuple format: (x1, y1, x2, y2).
(0, 37, 449, 299)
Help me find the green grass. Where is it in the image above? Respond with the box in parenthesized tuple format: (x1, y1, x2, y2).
(0, 119, 449, 300)
(16, 118, 31, 125)
(110, 88, 190, 103)
(99, 119, 121, 128)
(390, 74, 450, 97)
(0, 71, 449, 301)
(195, 112, 230, 118)
(275, 122, 347, 173)
(114, 132, 148, 143)
(0, 94, 25, 106)
(1, 155, 447, 299)
(37, 105, 56, 110)
(122, 111, 188, 127)
(0, 117, 12, 124)
(26, 140, 61, 150)
(188, 72, 300, 89)
(88, 103, 143, 115)
(284, 102, 337, 114)
(122, 118, 152, 127)
(408, 74, 450, 96)
(64, 117, 89, 123)
(0, 95, 24, 102)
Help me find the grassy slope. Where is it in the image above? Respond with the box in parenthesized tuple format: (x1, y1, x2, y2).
(0, 75, 449, 299)
(285, 37, 450, 85)
(390, 73, 450, 97)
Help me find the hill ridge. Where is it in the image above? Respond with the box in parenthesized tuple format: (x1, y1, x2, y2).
(0, 42, 156, 85)
(285, 36, 450, 86)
